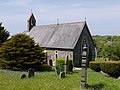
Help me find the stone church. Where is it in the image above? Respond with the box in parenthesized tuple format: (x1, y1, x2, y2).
(24, 13, 95, 67)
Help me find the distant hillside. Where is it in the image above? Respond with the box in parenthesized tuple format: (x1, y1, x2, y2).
(92, 35, 120, 60)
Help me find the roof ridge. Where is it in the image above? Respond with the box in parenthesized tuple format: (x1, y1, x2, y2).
(37, 21, 85, 27)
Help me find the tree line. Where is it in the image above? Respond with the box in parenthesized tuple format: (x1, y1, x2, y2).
(93, 35, 120, 60)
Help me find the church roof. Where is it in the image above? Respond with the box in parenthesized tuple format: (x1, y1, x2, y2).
(28, 21, 86, 50)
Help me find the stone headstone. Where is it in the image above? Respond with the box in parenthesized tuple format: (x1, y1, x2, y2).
(80, 46, 87, 88)
(28, 68, 34, 78)
(55, 66, 60, 75)
(59, 71, 65, 78)
(20, 74, 27, 79)
(64, 55, 69, 74)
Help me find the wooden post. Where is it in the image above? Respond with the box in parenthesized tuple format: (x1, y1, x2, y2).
(80, 46, 87, 88)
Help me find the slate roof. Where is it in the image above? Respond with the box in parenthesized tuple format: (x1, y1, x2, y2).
(28, 21, 86, 49)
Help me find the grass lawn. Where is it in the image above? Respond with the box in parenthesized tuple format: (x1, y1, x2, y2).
(0, 69, 120, 90)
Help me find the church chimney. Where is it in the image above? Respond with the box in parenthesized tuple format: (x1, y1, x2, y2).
(27, 12, 36, 32)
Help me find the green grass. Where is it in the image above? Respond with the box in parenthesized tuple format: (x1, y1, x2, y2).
(0, 69, 120, 90)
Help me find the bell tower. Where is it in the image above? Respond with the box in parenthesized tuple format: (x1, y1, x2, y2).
(27, 12, 36, 31)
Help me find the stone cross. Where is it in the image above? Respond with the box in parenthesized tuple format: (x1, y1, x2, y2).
(80, 46, 87, 88)
(64, 55, 69, 74)
(55, 66, 60, 75)
(28, 68, 34, 78)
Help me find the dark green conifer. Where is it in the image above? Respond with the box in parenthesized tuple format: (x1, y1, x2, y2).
(0, 34, 45, 71)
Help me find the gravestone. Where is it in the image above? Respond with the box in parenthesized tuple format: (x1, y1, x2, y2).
(59, 71, 65, 78)
(20, 74, 27, 79)
(64, 55, 69, 74)
(80, 46, 87, 88)
(28, 68, 34, 78)
(55, 66, 60, 75)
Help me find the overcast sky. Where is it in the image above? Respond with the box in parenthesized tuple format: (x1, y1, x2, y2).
(0, 0, 120, 36)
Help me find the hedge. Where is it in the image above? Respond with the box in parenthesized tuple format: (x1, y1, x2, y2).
(89, 61, 101, 72)
(56, 58, 73, 72)
(100, 61, 120, 78)
(90, 61, 120, 78)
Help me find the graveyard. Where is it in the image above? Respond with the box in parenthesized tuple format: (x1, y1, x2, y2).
(0, 68, 120, 90)
(0, 45, 120, 90)
(1, 1, 120, 90)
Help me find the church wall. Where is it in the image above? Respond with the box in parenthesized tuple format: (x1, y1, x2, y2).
(46, 50, 73, 66)
(82, 24, 95, 66)
(73, 24, 95, 67)
(73, 35, 82, 67)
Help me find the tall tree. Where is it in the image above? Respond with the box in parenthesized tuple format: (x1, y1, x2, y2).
(0, 34, 45, 71)
(0, 22, 10, 46)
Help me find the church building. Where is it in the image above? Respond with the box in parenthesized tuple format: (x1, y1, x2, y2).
(24, 13, 95, 67)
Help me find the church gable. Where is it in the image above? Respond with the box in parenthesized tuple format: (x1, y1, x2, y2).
(73, 23, 95, 67)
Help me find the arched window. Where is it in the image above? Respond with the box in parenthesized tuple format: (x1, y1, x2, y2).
(81, 36, 89, 52)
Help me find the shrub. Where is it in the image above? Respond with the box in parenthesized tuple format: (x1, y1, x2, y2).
(90, 61, 120, 78)
(56, 58, 73, 72)
(51, 66, 55, 71)
(39, 64, 52, 71)
(89, 61, 101, 72)
(100, 61, 120, 78)
(0, 34, 45, 71)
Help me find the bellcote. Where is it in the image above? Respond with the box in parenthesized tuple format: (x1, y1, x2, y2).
(27, 13, 36, 31)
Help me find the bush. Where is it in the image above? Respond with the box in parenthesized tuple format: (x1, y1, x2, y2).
(56, 58, 73, 72)
(89, 61, 101, 72)
(90, 61, 120, 78)
(39, 64, 52, 71)
(0, 34, 45, 71)
(100, 61, 120, 78)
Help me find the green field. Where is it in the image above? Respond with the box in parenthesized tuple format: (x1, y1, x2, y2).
(0, 69, 120, 90)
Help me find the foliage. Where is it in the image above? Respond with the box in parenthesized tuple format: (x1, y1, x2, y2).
(56, 58, 73, 72)
(93, 35, 120, 60)
(0, 34, 45, 71)
(56, 58, 65, 71)
(90, 61, 120, 78)
(100, 61, 120, 78)
(39, 64, 52, 71)
(0, 24, 10, 46)
(89, 61, 101, 72)
(1, 69, 120, 90)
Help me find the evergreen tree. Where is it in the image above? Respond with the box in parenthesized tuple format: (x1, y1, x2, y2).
(0, 22, 10, 46)
(0, 34, 45, 71)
